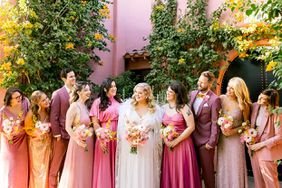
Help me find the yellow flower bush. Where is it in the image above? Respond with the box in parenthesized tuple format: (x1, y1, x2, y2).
(94, 33, 104, 40)
(65, 43, 74, 49)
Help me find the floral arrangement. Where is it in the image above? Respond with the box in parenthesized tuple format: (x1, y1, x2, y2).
(33, 121, 51, 136)
(240, 127, 258, 145)
(73, 124, 93, 151)
(217, 111, 234, 131)
(160, 123, 179, 142)
(95, 119, 116, 145)
(2, 117, 23, 144)
(125, 120, 149, 154)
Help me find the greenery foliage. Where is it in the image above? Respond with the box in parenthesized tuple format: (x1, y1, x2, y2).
(112, 71, 138, 100)
(148, 0, 282, 91)
(0, 0, 113, 95)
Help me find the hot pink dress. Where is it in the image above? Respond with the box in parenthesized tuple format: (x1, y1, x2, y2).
(0, 98, 29, 188)
(161, 112, 201, 188)
(58, 105, 94, 188)
(90, 97, 120, 188)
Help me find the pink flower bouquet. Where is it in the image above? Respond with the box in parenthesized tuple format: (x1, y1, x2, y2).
(217, 113, 233, 131)
(2, 117, 23, 144)
(160, 123, 179, 142)
(240, 127, 258, 145)
(34, 121, 51, 136)
(125, 123, 149, 154)
(73, 124, 93, 151)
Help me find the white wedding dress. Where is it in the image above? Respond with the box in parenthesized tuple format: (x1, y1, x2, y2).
(115, 100, 163, 188)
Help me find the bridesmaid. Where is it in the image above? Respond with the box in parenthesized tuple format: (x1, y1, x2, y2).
(90, 78, 122, 188)
(58, 81, 94, 188)
(0, 87, 29, 188)
(24, 90, 52, 188)
(216, 77, 251, 188)
(249, 89, 282, 188)
(161, 81, 201, 188)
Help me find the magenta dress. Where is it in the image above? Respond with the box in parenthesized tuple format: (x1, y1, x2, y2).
(161, 112, 201, 188)
(90, 97, 120, 188)
(0, 98, 29, 188)
(58, 107, 94, 188)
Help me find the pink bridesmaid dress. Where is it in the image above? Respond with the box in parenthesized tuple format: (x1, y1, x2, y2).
(161, 112, 201, 188)
(90, 97, 120, 188)
(58, 109, 94, 188)
(0, 98, 29, 188)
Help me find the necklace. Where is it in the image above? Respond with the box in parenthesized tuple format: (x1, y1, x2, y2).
(168, 104, 176, 109)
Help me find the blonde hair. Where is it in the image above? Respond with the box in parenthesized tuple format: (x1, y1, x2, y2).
(30, 90, 49, 121)
(131, 83, 156, 113)
(228, 77, 252, 113)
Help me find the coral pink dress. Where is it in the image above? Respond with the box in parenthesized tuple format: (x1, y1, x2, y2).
(0, 98, 29, 188)
(58, 104, 94, 188)
(90, 97, 120, 188)
(161, 112, 201, 188)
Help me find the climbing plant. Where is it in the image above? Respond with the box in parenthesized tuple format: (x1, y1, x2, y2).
(0, 0, 113, 95)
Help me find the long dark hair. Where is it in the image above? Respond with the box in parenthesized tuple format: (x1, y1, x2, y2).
(71, 81, 92, 109)
(261, 89, 279, 109)
(4, 87, 24, 106)
(169, 81, 188, 112)
(99, 78, 122, 111)
(30, 90, 50, 121)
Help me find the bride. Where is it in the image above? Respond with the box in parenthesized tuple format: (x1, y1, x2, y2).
(115, 83, 163, 188)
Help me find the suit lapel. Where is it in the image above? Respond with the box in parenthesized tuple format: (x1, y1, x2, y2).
(190, 91, 198, 115)
(61, 86, 70, 104)
(196, 90, 211, 116)
(251, 104, 260, 128)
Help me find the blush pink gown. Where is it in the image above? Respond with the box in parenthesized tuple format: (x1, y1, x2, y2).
(90, 97, 120, 188)
(161, 112, 201, 188)
(0, 98, 29, 188)
(58, 106, 94, 188)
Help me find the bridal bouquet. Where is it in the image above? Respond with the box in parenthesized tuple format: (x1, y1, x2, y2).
(34, 121, 51, 136)
(125, 121, 149, 154)
(217, 111, 234, 131)
(73, 124, 93, 151)
(2, 117, 23, 144)
(240, 127, 258, 145)
(95, 119, 116, 145)
(160, 123, 179, 142)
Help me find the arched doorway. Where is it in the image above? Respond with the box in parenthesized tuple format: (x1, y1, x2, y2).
(216, 51, 282, 179)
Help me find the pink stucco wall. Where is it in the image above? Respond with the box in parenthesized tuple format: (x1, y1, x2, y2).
(90, 0, 226, 85)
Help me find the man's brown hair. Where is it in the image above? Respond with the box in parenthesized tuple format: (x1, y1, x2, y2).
(201, 71, 215, 83)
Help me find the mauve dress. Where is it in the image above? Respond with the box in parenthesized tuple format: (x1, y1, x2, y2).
(0, 98, 29, 188)
(90, 97, 120, 188)
(58, 106, 94, 188)
(161, 112, 202, 188)
(216, 95, 248, 188)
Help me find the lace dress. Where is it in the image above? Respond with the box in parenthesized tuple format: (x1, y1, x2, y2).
(216, 95, 248, 188)
(115, 100, 163, 188)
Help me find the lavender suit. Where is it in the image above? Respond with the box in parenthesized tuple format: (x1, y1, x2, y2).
(189, 90, 221, 188)
(49, 86, 70, 188)
(250, 103, 282, 188)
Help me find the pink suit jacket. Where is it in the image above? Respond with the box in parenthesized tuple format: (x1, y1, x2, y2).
(50, 86, 70, 139)
(189, 90, 221, 148)
(251, 102, 282, 161)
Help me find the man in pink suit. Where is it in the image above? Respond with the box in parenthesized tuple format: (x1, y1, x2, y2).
(189, 71, 221, 188)
(49, 68, 76, 188)
(249, 89, 282, 188)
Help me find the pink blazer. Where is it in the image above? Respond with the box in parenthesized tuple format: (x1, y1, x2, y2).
(251, 103, 282, 161)
(189, 90, 221, 148)
(50, 86, 70, 139)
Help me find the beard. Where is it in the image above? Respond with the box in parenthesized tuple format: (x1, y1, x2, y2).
(198, 85, 209, 92)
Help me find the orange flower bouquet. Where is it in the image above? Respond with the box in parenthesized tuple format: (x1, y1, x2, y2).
(95, 120, 116, 145)
(125, 120, 149, 154)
